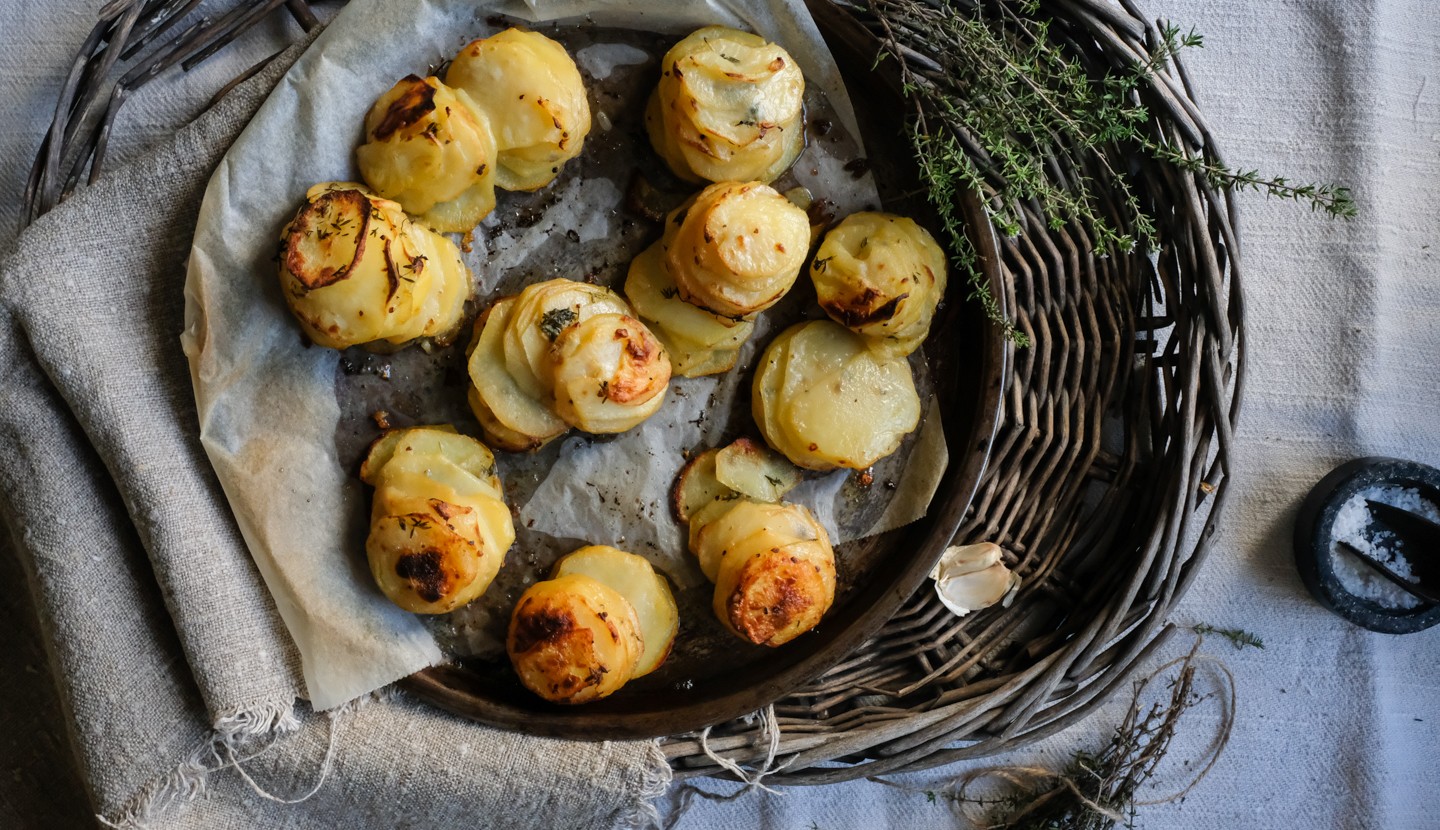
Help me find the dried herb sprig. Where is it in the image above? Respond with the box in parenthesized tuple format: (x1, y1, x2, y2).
(1192, 623, 1264, 650)
(874, 640, 1235, 830)
(857, 0, 1355, 345)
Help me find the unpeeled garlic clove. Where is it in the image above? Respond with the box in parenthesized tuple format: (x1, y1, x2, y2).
(931, 543, 1020, 617)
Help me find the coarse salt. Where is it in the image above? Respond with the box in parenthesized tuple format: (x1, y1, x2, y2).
(1328, 485, 1437, 610)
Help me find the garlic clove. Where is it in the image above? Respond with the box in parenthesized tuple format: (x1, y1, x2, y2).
(931, 543, 1019, 617)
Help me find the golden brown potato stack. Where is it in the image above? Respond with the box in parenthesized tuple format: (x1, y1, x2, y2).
(355, 75, 499, 233)
(673, 442, 834, 647)
(277, 182, 472, 350)
(646, 26, 806, 184)
(467, 279, 671, 451)
(360, 427, 513, 614)
(446, 28, 592, 192)
(810, 212, 949, 358)
(623, 181, 809, 377)
(508, 545, 678, 704)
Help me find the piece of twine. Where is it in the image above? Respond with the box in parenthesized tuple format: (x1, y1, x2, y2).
(870, 637, 1235, 829)
(661, 704, 789, 829)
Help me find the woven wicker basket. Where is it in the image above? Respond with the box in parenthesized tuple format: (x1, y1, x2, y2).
(28, 0, 1242, 784)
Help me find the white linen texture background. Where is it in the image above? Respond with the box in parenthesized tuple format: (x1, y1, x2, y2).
(0, 1, 1437, 829)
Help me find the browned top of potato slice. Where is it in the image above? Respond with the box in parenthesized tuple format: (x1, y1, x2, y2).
(284, 187, 371, 290)
(713, 539, 836, 647)
(507, 574, 642, 704)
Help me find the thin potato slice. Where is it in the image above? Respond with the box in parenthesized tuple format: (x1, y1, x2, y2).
(355, 75, 498, 232)
(811, 212, 948, 358)
(663, 182, 809, 318)
(715, 437, 801, 503)
(502, 280, 632, 399)
(692, 500, 814, 584)
(686, 497, 739, 563)
(672, 448, 737, 523)
(361, 426, 499, 498)
(548, 313, 671, 434)
(445, 29, 591, 192)
(507, 574, 642, 704)
(467, 298, 569, 450)
(552, 546, 679, 678)
(366, 463, 513, 615)
(647, 26, 805, 183)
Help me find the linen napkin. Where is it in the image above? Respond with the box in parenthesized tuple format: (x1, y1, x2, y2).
(0, 33, 667, 830)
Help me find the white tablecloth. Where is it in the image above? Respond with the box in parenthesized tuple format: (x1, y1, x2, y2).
(2, 1, 1436, 827)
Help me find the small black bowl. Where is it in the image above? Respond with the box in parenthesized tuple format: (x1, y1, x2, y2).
(1294, 457, 1440, 634)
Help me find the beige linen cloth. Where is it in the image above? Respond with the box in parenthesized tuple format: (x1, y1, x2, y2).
(0, 35, 666, 829)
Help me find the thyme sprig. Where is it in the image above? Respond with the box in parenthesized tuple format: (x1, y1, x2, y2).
(862, 0, 1355, 345)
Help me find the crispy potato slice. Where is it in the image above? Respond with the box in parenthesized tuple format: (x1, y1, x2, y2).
(811, 212, 948, 358)
(356, 75, 498, 232)
(501, 279, 632, 399)
(663, 182, 809, 318)
(692, 499, 814, 584)
(366, 472, 512, 615)
(715, 437, 801, 502)
(552, 546, 679, 678)
(712, 538, 836, 647)
(507, 573, 642, 704)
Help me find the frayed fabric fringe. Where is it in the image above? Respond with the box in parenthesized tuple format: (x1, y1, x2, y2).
(614, 740, 674, 830)
(94, 694, 371, 830)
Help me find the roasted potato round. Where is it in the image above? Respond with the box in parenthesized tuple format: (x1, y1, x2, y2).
(355, 75, 498, 233)
(752, 320, 922, 470)
(507, 573, 643, 704)
(552, 546, 679, 678)
(681, 498, 835, 647)
(363, 428, 513, 614)
(278, 182, 472, 350)
(811, 212, 948, 357)
(713, 537, 835, 647)
(445, 28, 591, 192)
(663, 181, 810, 318)
(646, 26, 805, 183)
(548, 313, 671, 434)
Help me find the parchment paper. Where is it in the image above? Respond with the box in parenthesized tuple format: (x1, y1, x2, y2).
(183, 0, 944, 710)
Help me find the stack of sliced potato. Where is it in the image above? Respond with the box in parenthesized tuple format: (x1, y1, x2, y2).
(645, 26, 805, 184)
(278, 182, 473, 350)
(508, 545, 678, 704)
(467, 279, 671, 451)
(446, 28, 591, 192)
(360, 426, 513, 614)
(752, 319, 921, 470)
(624, 244, 754, 376)
(673, 440, 834, 647)
(810, 212, 949, 358)
(623, 182, 808, 377)
(356, 75, 498, 233)
(353, 28, 590, 234)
